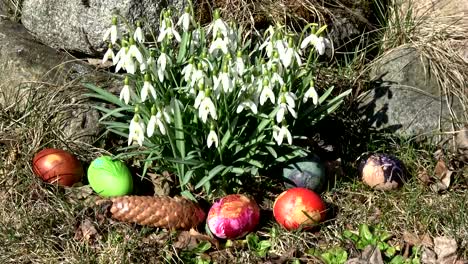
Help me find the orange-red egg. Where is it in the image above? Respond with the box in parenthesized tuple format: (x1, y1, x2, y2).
(273, 187, 326, 231)
(32, 148, 83, 187)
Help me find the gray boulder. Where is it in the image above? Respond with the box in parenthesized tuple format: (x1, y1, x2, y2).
(359, 47, 464, 140)
(21, 0, 189, 55)
(0, 19, 119, 145)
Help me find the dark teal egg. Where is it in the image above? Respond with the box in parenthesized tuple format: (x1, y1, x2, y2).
(282, 156, 326, 192)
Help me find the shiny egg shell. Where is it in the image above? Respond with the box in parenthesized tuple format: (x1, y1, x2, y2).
(32, 148, 83, 187)
(359, 153, 406, 190)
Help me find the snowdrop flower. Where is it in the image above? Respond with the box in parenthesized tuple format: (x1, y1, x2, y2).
(236, 100, 258, 114)
(259, 26, 275, 58)
(141, 74, 157, 102)
(272, 124, 293, 145)
(300, 33, 330, 56)
(194, 89, 206, 109)
(207, 126, 219, 148)
(213, 64, 233, 94)
(141, 50, 157, 74)
(102, 43, 115, 64)
(279, 37, 302, 69)
(259, 79, 275, 106)
(207, 9, 228, 39)
(158, 18, 181, 42)
(177, 6, 192, 32)
(133, 21, 144, 43)
(147, 106, 169, 136)
(128, 114, 145, 146)
(157, 48, 171, 82)
(103, 16, 118, 44)
(198, 90, 217, 123)
(276, 92, 297, 123)
(233, 50, 245, 77)
(120, 77, 131, 105)
(303, 81, 319, 104)
(127, 37, 144, 64)
(270, 64, 284, 87)
(181, 57, 196, 83)
(209, 32, 229, 56)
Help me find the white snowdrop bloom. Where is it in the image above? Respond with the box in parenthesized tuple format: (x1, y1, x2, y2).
(300, 33, 331, 56)
(133, 21, 144, 43)
(191, 67, 205, 89)
(234, 51, 245, 77)
(127, 38, 144, 64)
(198, 96, 217, 123)
(207, 9, 229, 39)
(103, 16, 118, 44)
(276, 102, 297, 123)
(147, 114, 157, 137)
(259, 39, 274, 58)
(282, 91, 297, 109)
(155, 111, 167, 135)
(128, 115, 145, 146)
(102, 44, 115, 64)
(181, 58, 196, 83)
(177, 8, 192, 32)
(157, 51, 171, 82)
(207, 129, 219, 148)
(236, 100, 258, 114)
(114, 45, 128, 71)
(303, 85, 319, 104)
(141, 74, 157, 102)
(279, 38, 302, 69)
(270, 70, 284, 87)
(219, 71, 233, 93)
(259, 79, 275, 106)
(272, 125, 292, 145)
(119, 77, 131, 105)
(194, 90, 206, 109)
(209, 35, 229, 56)
(141, 53, 157, 74)
(157, 19, 181, 42)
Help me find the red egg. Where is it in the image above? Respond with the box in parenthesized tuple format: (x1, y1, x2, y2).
(273, 187, 326, 231)
(32, 148, 83, 187)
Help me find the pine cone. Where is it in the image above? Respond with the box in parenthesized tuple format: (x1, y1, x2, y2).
(109, 196, 206, 230)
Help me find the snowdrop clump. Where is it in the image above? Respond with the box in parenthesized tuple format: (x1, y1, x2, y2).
(93, 4, 350, 192)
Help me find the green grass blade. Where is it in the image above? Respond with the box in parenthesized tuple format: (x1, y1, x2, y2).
(195, 164, 226, 189)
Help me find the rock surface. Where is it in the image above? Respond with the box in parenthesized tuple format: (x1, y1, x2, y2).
(0, 19, 119, 144)
(359, 47, 464, 139)
(21, 0, 189, 55)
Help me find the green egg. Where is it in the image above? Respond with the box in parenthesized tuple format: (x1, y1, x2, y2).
(87, 156, 133, 197)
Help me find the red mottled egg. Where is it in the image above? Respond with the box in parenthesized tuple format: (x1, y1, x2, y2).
(359, 153, 406, 190)
(207, 194, 260, 239)
(32, 148, 83, 187)
(273, 187, 326, 231)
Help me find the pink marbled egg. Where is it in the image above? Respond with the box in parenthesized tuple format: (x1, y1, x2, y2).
(207, 194, 260, 239)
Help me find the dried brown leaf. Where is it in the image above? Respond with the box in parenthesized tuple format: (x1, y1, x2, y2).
(148, 172, 172, 196)
(431, 159, 453, 192)
(74, 218, 100, 243)
(417, 167, 432, 185)
(403, 231, 422, 246)
(434, 236, 458, 264)
(456, 127, 468, 162)
(346, 246, 384, 264)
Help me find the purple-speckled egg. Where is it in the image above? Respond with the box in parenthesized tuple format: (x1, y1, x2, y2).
(207, 194, 260, 239)
(359, 153, 407, 190)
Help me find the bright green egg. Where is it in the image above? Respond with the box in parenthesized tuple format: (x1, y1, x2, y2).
(87, 156, 133, 197)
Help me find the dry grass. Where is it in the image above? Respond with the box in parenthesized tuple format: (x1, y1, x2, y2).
(369, 0, 468, 135)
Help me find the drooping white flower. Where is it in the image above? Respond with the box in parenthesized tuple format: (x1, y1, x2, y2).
(177, 7, 192, 32)
(207, 129, 219, 148)
(141, 74, 157, 102)
(279, 37, 302, 69)
(127, 37, 144, 64)
(272, 125, 293, 145)
(133, 21, 144, 43)
(300, 33, 331, 56)
(157, 51, 171, 82)
(207, 9, 228, 39)
(128, 115, 145, 146)
(102, 44, 115, 64)
(157, 19, 181, 42)
(233, 50, 245, 77)
(141, 52, 157, 74)
(181, 58, 196, 83)
(103, 16, 118, 44)
(120, 77, 131, 104)
(259, 79, 275, 106)
(303, 85, 319, 104)
(199, 95, 217, 123)
(209, 35, 229, 56)
(236, 100, 258, 114)
(214, 66, 233, 93)
(194, 90, 206, 109)
(276, 102, 297, 123)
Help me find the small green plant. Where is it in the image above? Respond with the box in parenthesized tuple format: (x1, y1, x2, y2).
(86, 2, 351, 197)
(245, 233, 272, 258)
(180, 241, 212, 264)
(308, 246, 348, 264)
(343, 223, 397, 258)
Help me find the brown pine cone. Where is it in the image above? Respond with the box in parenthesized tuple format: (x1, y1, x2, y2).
(109, 196, 206, 230)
